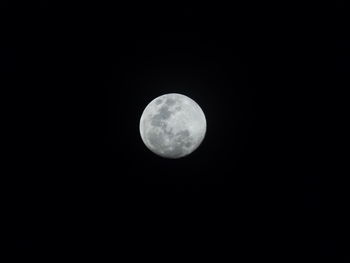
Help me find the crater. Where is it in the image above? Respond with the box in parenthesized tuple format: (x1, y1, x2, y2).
(158, 106, 172, 119)
(151, 114, 163, 127)
(164, 144, 185, 158)
(165, 98, 176, 106)
(155, 99, 163, 105)
(175, 130, 190, 141)
(185, 142, 192, 148)
(150, 106, 172, 127)
(147, 132, 164, 149)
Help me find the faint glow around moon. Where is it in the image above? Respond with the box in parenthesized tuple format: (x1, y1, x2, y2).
(139, 93, 206, 159)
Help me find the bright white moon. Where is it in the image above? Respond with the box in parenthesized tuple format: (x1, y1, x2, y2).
(139, 93, 206, 159)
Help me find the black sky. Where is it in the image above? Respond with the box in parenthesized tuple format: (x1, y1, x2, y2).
(4, 1, 343, 261)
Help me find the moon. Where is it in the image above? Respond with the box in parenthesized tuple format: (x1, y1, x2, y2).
(139, 93, 206, 159)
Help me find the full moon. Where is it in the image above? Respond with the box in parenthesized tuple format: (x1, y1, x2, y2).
(139, 93, 206, 159)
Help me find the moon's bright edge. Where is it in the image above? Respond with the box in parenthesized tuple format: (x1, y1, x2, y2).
(139, 93, 206, 159)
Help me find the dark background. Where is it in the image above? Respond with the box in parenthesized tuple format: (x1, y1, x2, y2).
(3, 1, 344, 261)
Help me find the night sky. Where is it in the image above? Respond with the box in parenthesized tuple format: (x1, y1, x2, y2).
(4, 1, 343, 261)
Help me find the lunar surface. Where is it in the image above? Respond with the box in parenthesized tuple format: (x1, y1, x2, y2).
(139, 93, 206, 159)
